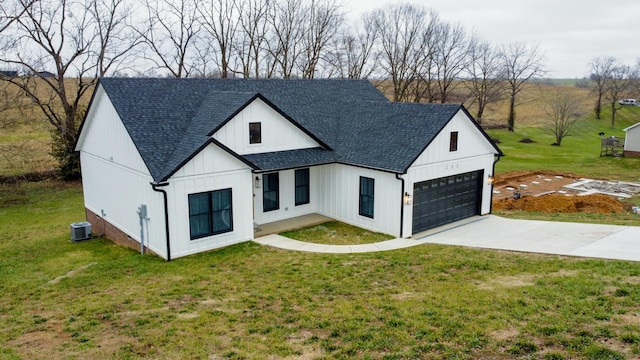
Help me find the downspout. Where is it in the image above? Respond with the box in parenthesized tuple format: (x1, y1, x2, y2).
(151, 182, 171, 261)
(489, 154, 502, 213)
(396, 173, 405, 238)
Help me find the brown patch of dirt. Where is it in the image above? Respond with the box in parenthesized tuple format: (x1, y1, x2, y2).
(489, 327, 519, 341)
(494, 193, 628, 213)
(493, 171, 631, 214)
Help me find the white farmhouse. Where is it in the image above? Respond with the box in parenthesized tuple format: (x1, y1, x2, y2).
(76, 78, 503, 260)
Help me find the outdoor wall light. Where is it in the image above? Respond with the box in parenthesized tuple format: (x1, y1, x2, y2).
(255, 176, 261, 189)
(403, 192, 412, 205)
(487, 175, 495, 185)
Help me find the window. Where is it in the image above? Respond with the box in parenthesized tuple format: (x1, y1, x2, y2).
(359, 176, 374, 218)
(249, 122, 261, 144)
(295, 168, 310, 206)
(188, 189, 233, 240)
(449, 131, 458, 152)
(263, 173, 279, 212)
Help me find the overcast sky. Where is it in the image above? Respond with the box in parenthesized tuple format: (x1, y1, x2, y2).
(343, 0, 640, 78)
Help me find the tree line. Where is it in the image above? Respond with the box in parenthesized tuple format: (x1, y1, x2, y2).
(2, 0, 609, 179)
(588, 56, 640, 129)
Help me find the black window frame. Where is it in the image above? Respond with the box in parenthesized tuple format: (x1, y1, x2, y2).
(359, 176, 375, 218)
(188, 188, 233, 240)
(449, 131, 458, 152)
(263, 172, 279, 212)
(249, 122, 261, 144)
(294, 168, 310, 206)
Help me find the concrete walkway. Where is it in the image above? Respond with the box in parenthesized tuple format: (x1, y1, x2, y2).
(252, 215, 640, 262)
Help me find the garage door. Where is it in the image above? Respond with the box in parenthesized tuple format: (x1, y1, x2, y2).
(412, 170, 483, 234)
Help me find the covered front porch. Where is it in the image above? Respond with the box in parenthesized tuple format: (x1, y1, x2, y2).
(253, 213, 332, 237)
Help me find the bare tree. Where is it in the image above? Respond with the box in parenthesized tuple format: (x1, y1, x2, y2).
(0, 0, 38, 34)
(464, 40, 504, 123)
(197, 0, 239, 78)
(297, 0, 344, 78)
(369, 3, 435, 102)
(500, 42, 545, 131)
(588, 56, 616, 120)
(137, 0, 201, 78)
(235, 0, 270, 78)
(432, 21, 472, 103)
(543, 88, 585, 146)
(325, 24, 378, 79)
(90, 0, 141, 77)
(0, 0, 135, 179)
(267, 0, 304, 78)
(603, 62, 631, 128)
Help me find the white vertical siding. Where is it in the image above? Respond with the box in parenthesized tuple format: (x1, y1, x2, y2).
(78, 86, 168, 257)
(167, 169, 254, 259)
(171, 143, 250, 178)
(80, 152, 167, 257)
(411, 110, 497, 167)
(624, 126, 640, 152)
(76, 85, 149, 174)
(166, 143, 254, 258)
(316, 164, 402, 237)
(253, 167, 320, 224)
(212, 98, 320, 155)
(253, 164, 402, 237)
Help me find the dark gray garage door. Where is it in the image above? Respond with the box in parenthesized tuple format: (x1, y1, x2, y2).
(412, 170, 483, 234)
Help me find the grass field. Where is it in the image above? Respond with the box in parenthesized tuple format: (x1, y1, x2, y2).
(1, 180, 640, 359)
(486, 102, 640, 181)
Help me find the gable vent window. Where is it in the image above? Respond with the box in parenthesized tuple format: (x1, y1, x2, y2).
(449, 131, 458, 152)
(249, 122, 261, 144)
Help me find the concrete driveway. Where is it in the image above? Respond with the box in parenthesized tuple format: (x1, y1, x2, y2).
(254, 215, 640, 262)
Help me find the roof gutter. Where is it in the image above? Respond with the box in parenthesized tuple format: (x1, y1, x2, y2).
(151, 181, 171, 261)
(396, 173, 406, 238)
(489, 154, 503, 214)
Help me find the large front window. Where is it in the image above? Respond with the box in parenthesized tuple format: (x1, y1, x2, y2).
(359, 176, 374, 218)
(295, 168, 310, 206)
(263, 173, 279, 212)
(188, 189, 233, 240)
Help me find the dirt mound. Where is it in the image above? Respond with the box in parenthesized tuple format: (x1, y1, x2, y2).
(492, 171, 634, 214)
(494, 193, 629, 213)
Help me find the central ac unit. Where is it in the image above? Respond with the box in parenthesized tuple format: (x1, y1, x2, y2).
(70, 222, 92, 241)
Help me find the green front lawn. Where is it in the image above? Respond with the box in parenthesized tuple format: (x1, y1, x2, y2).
(280, 221, 394, 245)
(1, 180, 640, 359)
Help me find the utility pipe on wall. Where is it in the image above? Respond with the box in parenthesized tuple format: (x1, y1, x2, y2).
(151, 182, 171, 261)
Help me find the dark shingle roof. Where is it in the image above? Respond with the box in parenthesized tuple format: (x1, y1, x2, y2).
(94, 78, 499, 181)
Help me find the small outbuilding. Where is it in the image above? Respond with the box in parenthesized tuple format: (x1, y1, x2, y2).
(623, 122, 640, 157)
(75, 78, 503, 260)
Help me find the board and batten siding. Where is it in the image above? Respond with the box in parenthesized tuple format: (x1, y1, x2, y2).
(76, 85, 148, 173)
(80, 153, 166, 256)
(212, 98, 320, 155)
(77, 87, 169, 257)
(167, 143, 255, 258)
(401, 109, 498, 237)
(253, 167, 320, 225)
(316, 164, 402, 237)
